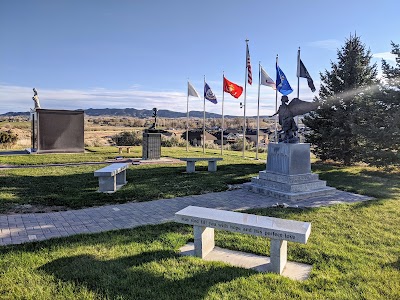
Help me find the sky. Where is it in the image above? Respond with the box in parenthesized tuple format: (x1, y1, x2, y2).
(0, 0, 399, 116)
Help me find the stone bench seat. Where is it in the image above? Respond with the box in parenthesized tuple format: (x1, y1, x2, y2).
(175, 206, 311, 275)
(179, 157, 223, 173)
(116, 146, 133, 154)
(94, 163, 129, 193)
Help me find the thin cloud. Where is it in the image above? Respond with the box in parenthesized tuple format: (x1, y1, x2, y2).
(0, 82, 319, 117)
(372, 52, 397, 62)
(0, 84, 188, 114)
(307, 39, 341, 51)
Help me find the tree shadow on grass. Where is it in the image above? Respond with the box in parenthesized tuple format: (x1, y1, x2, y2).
(39, 250, 255, 300)
(0, 223, 192, 255)
(311, 163, 400, 200)
(387, 257, 400, 271)
(0, 163, 264, 212)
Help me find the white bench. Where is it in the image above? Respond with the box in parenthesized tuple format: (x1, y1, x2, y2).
(94, 163, 129, 193)
(175, 206, 311, 275)
(116, 146, 133, 154)
(180, 157, 223, 173)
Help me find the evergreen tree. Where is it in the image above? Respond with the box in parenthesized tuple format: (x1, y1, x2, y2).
(355, 42, 400, 166)
(303, 34, 378, 165)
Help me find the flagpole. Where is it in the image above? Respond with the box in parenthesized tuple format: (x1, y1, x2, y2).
(203, 75, 206, 154)
(275, 55, 278, 143)
(296, 47, 301, 127)
(221, 72, 225, 156)
(186, 80, 190, 152)
(242, 39, 249, 158)
(297, 47, 300, 98)
(256, 62, 261, 159)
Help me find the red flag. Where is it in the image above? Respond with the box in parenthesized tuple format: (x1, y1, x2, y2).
(223, 77, 243, 99)
(246, 44, 252, 85)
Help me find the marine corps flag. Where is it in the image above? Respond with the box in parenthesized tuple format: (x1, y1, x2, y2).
(223, 77, 243, 99)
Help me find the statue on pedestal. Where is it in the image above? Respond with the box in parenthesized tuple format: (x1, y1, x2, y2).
(270, 96, 318, 143)
(32, 88, 41, 110)
(148, 107, 158, 129)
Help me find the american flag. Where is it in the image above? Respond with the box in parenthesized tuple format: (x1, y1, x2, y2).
(246, 44, 252, 85)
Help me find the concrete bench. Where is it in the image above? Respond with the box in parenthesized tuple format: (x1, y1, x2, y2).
(117, 146, 133, 154)
(94, 163, 129, 193)
(175, 206, 311, 275)
(180, 157, 223, 173)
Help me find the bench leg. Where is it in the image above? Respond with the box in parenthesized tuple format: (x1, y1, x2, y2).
(186, 161, 196, 173)
(270, 239, 287, 274)
(208, 161, 217, 172)
(127, 148, 131, 153)
(118, 148, 122, 154)
(193, 226, 214, 258)
(98, 176, 116, 193)
(116, 170, 127, 186)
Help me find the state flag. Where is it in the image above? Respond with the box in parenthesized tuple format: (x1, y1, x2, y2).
(276, 63, 293, 95)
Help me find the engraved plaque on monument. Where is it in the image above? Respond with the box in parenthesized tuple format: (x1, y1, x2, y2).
(142, 130, 161, 160)
(31, 109, 84, 154)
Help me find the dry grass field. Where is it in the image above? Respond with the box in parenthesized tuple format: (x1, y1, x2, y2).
(0, 119, 145, 148)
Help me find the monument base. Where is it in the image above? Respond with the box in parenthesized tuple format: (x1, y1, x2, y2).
(244, 143, 337, 200)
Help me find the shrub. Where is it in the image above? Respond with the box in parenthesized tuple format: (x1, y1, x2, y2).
(111, 131, 142, 146)
(0, 130, 18, 148)
(161, 135, 186, 147)
(230, 138, 254, 151)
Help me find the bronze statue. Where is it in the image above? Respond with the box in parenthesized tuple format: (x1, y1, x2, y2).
(270, 95, 318, 143)
(32, 88, 41, 109)
(148, 107, 158, 129)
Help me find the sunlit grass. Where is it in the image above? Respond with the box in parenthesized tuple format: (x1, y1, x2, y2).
(0, 147, 266, 213)
(0, 147, 399, 298)
(1, 197, 399, 299)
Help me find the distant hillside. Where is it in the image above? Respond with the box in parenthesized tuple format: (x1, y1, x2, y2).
(0, 111, 30, 117)
(1, 108, 243, 118)
(84, 108, 227, 118)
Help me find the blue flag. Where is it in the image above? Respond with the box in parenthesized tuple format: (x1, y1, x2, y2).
(204, 82, 217, 104)
(276, 63, 293, 95)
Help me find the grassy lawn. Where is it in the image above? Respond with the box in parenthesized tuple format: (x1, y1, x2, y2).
(0, 147, 266, 213)
(0, 147, 399, 299)
(0, 146, 266, 165)
(0, 199, 399, 299)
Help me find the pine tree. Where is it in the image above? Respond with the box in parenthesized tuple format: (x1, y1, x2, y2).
(303, 34, 378, 165)
(355, 42, 400, 166)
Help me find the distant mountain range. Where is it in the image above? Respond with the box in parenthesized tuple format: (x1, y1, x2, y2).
(1, 108, 262, 118)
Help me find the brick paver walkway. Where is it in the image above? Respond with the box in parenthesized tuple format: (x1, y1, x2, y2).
(0, 188, 372, 246)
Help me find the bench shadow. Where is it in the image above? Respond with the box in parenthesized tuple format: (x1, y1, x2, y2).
(39, 250, 255, 300)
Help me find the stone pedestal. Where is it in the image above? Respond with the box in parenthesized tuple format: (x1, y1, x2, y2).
(142, 130, 161, 160)
(244, 143, 336, 200)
